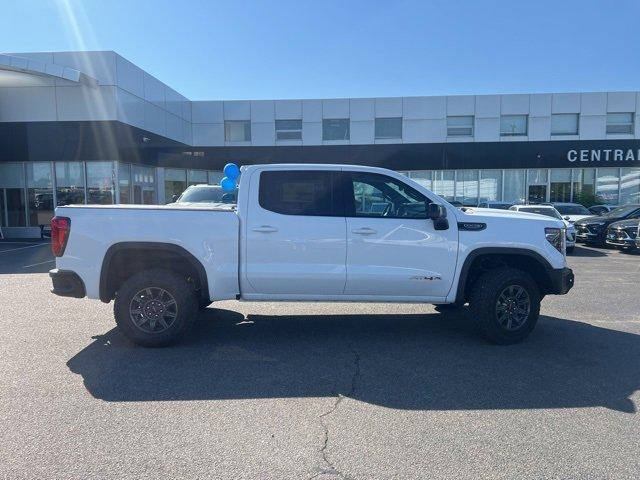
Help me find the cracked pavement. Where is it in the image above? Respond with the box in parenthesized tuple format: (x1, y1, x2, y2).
(1, 244, 640, 479)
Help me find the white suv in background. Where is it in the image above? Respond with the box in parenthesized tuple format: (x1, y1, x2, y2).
(510, 205, 576, 253)
(546, 202, 592, 223)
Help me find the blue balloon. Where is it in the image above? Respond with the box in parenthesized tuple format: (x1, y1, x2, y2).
(223, 163, 240, 180)
(220, 177, 236, 192)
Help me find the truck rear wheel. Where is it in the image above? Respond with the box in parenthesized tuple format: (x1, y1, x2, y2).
(468, 267, 540, 344)
(114, 269, 198, 347)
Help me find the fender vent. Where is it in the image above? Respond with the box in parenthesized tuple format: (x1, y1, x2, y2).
(458, 222, 486, 231)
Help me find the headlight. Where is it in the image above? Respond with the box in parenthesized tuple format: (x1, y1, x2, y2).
(545, 227, 565, 253)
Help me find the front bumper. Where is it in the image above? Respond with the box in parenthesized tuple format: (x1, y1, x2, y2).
(606, 230, 637, 249)
(545, 267, 574, 295)
(49, 269, 86, 298)
(575, 225, 606, 244)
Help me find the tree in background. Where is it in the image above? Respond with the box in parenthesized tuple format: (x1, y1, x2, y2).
(575, 190, 605, 207)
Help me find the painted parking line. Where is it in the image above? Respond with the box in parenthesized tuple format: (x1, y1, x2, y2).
(0, 244, 49, 253)
(22, 259, 56, 269)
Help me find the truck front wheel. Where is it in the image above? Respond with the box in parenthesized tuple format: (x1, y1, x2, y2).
(468, 267, 541, 344)
(114, 269, 198, 347)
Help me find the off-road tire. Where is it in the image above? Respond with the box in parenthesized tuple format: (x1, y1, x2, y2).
(469, 267, 541, 344)
(114, 269, 198, 347)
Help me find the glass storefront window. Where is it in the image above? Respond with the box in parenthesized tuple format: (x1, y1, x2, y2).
(27, 162, 53, 227)
(55, 162, 86, 206)
(208, 171, 224, 185)
(187, 169, 208, 186)
(86, 162, 115, 205)
(527, 169, 548, 203)
(596, 168, 620, 205)
(479, 170, 502, 202)
(572, 168, 596, 205)
(409, 171, 433, 190)
(456, 170, 479, 206)
(165, 168, 186, 203)
(503, 170, 526, 204)
(133, 165, 156, 204)
(619, 168, 640, 205)
(0, 163, 26, 227)
(118, 163, 132, 204)
(433, 171, 455, 200)
(549, 169, 571, 203)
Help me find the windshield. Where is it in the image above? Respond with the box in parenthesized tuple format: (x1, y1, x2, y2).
(603, 205, 638, 218)
(519, 207, 563, 220)
(177, 187, 236, 203)
(555, 205, 590, 215)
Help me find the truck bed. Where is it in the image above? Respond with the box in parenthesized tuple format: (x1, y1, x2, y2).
(54, 204, 240, 302)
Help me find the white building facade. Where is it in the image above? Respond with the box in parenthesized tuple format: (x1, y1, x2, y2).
(1, 51, 639, 237)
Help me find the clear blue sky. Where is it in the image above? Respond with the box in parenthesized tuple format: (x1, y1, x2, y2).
(3, 0, 639, 100)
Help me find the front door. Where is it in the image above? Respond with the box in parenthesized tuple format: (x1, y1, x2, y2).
(244, 169, 347, 296)
(343, 171, 458, 299)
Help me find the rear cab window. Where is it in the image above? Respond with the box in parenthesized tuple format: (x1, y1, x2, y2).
(258, 170, 343, 216)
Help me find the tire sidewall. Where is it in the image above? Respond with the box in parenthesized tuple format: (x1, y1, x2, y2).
(114, 269, 197, 347)
(472, 269, 541, 344)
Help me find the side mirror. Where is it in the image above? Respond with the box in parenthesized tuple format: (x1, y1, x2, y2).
(428, 203, 446, 220)
(428, 203, 449, 230)
(564, 216, 570, 221)
(171, 194, 179, 202)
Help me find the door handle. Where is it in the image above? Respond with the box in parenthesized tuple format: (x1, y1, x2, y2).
(352, 227, 377, 235)
(252, 225, 278, 233)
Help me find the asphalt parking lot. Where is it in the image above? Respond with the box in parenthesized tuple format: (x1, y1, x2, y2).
(0, 242, 639, 479)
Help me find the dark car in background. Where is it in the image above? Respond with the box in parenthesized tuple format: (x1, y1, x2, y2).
(575, 204, 640, 246)
(605, 218, 639, 252)
(588, 204, 616, 216)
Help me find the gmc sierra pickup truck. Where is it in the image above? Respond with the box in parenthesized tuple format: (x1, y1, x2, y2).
(49, 164, 574, 346)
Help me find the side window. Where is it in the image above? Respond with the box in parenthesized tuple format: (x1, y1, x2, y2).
(258, 170, 342, 216)
(347, 172, 429, 219)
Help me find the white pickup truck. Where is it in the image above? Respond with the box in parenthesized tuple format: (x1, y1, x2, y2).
(49, 164, 574, 346)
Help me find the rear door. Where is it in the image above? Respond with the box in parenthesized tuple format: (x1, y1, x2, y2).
(343, 171, 458, 299)
(244, 169, 346, 296)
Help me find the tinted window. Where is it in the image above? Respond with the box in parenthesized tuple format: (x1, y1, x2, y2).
(604, 205, 640, 218)
(178, 186, 236, 203)
(555, 204, 590, 215)
(519, 207, 563, 220)
(259, 171, 341, 216)
(375, 117, 402, 139)
(322, 119, 350, 140)
(347, 172, 429, 219)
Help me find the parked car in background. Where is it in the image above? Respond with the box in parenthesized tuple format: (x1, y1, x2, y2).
(605, 218, 639, 252)
(447, 200, 464, 208)
(477, 201, 513, 210)
(509, 204, 575, 253)
(545, 203, 591, 223)
(637, 222, 640, 250)
(575, 204, 640, 246)
(171, 184, 237, 205)
(588, 204, 616, 216)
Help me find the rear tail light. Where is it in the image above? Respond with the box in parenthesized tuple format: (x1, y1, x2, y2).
(51, 216, 71, 257)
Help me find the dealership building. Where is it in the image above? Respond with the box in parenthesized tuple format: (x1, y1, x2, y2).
(1, 50, 639, 237)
